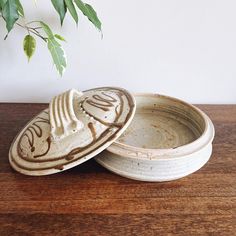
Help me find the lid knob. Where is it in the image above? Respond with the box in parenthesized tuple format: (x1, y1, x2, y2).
(49, 89, 84, 141)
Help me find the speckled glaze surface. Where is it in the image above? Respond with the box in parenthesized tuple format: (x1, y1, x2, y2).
(9, 87, 136, 176)
(96, 94, 215, 182)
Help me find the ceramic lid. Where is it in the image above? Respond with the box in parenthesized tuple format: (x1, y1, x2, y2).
(9, 87, 136, 176)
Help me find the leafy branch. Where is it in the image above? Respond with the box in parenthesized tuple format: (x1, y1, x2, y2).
(16, 23, 47, 41)
(0, 0, 102, 76)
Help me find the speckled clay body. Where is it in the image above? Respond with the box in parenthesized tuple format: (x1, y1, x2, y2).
(95, 94, 215, 181)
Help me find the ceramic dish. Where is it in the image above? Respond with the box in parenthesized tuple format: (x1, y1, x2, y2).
(9, 87, 136, 176)
(95, 94, 215, 182)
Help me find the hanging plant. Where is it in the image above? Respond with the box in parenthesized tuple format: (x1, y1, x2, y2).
(0, 0, 102, 76)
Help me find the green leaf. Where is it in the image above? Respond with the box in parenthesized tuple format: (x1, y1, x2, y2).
(40, 21, 67, 75)
(40, 21, 54, 38)
(74, 0, 101, 31)
(54, 34, 66, 42)
(84, 4, 101, 30)
(47, 37, 67, 76)
(51, 0, 67, 25)
(16, 0, 24, 17)
(0, 0, 7, 11)
(64, 0, 78, 24)
(23, 35, 36, 61)
(2, 0, 19, 32)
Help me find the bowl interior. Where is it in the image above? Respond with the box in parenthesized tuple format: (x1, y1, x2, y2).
(116, 94, 206, 149)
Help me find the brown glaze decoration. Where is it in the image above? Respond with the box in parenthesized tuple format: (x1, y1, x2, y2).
(9, 87, 136, 175)
(88, 122, 96, 142)
(22, 116, 50, 157)
(86, 92, 118, 112)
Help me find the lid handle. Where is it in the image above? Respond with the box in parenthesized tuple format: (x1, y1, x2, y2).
(49, 89, 84, 141)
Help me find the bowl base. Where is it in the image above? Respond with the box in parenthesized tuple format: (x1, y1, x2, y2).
(117, 110, 200, 149)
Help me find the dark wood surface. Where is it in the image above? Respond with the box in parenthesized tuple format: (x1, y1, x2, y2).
(0, 103, 235, 236)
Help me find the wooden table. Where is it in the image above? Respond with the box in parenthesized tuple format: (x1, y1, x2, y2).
(0, 104, 235, 235)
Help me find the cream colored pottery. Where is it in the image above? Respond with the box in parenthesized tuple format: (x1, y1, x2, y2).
(95, 94, 215, 182)
(9, 87, 136, 176)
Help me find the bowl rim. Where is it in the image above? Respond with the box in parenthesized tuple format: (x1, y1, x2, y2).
(107, 93, 215, 159)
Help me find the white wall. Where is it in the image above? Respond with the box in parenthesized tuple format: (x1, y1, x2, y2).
(0, 0, 236, 104)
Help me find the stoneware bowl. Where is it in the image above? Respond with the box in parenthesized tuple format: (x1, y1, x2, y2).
(96, 93, 215, 182)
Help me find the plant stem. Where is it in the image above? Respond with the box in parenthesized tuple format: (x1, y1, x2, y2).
(16, 22, 47, 42)
(26, 20, 40, 25)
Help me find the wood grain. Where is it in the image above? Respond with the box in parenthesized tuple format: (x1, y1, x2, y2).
(0, 103, 235, 236)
